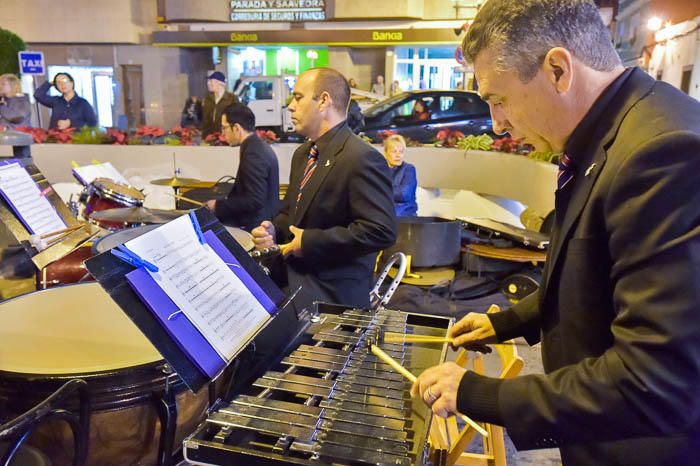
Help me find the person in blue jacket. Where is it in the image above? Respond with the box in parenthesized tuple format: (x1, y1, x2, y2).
(34, 72, 97, 130)
(383, 134, 417, 216)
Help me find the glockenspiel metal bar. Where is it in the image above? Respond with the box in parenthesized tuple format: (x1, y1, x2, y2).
(319, 398, 411, 421)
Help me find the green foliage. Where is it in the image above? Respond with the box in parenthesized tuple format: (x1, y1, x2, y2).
(71, 126, 107, 145)
(0, 28, 27, 76)
(457, 134, 493, 151)
(527, 151, 558, 164)
(163, 136, 182, 146)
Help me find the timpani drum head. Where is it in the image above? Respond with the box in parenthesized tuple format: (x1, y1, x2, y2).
(225, 226, 254, 251)
(0, 283, 161, 374)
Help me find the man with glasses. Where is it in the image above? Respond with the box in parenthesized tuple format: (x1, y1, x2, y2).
(206, 104, 279, 232)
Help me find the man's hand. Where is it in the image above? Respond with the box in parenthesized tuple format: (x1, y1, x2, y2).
(448, 312, 498, 354)
(205, 200, 216, 211)
(411, 362, 467, 418)
(280, 225, 303, 257)
(252, 220, 276, 251)
(57, 119, 71, 130)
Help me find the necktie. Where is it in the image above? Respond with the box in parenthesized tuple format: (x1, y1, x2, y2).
(557, 153, 574, 190)
(296, 144, 319, 205)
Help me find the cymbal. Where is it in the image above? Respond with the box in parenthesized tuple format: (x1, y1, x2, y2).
(150, 176, 201, 188)
(89, 207, 189, 224)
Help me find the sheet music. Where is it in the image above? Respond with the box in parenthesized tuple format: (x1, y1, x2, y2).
(73, 162, 128, 185)
(125, 215, 271, 361)
(0, 162, 66, 236)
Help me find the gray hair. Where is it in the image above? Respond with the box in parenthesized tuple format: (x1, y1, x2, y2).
(462, 0, 621, 82)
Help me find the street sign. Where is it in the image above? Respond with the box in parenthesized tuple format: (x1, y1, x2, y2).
(18, 51, 45, 75)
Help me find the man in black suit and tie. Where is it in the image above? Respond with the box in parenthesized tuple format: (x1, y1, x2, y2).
(252, 68, 397, 311)
(412, 1, 700, 465)
(206, 104, 279, 232)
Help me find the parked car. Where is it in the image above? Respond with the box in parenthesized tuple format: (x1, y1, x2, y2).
(359, 90, 494, 143)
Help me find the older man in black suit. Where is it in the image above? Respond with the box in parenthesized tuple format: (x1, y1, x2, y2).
(412, 1, 700, 465)
(206, 104, 279, 232)
(252, 68, 397, 311)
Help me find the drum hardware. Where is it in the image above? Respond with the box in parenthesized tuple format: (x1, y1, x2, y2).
(370, 251, 407, 309)
(0, 378, 90, 466)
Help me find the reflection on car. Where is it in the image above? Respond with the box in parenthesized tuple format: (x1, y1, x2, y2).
(358, 90, 493, 143)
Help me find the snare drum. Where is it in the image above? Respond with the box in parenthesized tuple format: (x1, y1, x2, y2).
(0, 283, 212, 466)
(36, 245, 95, 289)
(85, 178, 145, 229)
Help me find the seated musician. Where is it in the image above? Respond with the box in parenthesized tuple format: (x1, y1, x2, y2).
(206, 104, 280, 232)
(252, 68, 397, 311)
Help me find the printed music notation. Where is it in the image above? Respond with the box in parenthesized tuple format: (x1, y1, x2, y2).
(0, 162, 66, 236)
(126, 215, 271, 361)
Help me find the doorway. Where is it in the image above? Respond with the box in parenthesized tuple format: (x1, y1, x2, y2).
(121, 64, 145, 129)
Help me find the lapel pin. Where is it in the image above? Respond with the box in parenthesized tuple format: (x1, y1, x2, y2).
(324, 160, 331, 167)
(585, 163, 597, 177)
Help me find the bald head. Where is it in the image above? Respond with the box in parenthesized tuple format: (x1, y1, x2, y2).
(308, 68, 351, 115)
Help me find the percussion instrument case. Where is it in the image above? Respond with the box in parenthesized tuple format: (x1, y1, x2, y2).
(85, 208, 289, 393)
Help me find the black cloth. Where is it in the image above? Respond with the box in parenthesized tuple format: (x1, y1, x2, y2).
(346, 99, 364, 131)
(214, 134, 279, 232)
(457, 67, 700, 465)
(34, 81, 97, 129)
(273, 122, 397, 311)
(201, 91, 238, 137)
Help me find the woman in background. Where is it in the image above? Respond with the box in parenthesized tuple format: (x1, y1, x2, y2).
(34, 72, 96, 129)
(0, 74, 31, 129)
(383, 134, 417, 217)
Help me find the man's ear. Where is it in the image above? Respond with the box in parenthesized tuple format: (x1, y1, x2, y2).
(318, 91, 333, 113)
(543, 47, 573, 94)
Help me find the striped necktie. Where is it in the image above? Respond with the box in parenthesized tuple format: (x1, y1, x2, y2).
(557, 153, 574, 190)
(296, 144, 319, 205)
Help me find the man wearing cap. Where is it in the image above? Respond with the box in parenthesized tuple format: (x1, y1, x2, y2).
(202, 71, 238, 138)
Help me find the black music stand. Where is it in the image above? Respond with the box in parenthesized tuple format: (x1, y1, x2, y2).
(0, 161, 92, 295)
(85, 208, 298, 466)
(84, 208, 289, 393)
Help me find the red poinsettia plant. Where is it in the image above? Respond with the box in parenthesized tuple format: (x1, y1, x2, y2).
(204, 131, 228, 146)
(168, 125, 200, 146)
(105, 128, 127, 145)
(491, 136, 533, 154)
(434, 129, 466, 148)
(256, 129, 278, 144)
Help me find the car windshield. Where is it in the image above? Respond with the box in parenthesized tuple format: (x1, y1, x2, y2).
(363, 92, 409, 117)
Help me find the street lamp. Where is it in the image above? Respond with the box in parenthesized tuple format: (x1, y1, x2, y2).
(306, 49, 319, 68)
(647, 16, 662, 32)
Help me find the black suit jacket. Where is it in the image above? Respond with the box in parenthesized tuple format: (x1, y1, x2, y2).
(458, 68, 700, 465)
(273, 123, 397, 310)
(214, 134, 279, 232)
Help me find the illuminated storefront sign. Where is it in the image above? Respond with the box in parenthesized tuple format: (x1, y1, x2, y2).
(230, 0, 326, 22)
(154, 28, 460, 47)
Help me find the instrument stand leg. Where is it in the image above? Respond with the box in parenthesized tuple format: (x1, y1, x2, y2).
(155, 388, 178, 466)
